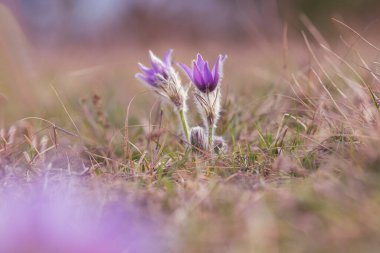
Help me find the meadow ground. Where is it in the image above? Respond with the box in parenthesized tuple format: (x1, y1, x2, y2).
(1, 12, 380, 252)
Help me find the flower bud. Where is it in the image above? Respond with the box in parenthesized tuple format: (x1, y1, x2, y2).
(190, 126, 207, 152)
(213, 136, 227, 154)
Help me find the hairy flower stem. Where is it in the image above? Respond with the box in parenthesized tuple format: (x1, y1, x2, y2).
(208, 124, 214, 151)
(179, 109, 190, 142)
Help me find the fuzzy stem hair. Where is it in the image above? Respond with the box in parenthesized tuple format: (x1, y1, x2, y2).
(179, 109, 190, 142)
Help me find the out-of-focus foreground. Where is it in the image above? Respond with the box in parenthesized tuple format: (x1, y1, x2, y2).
(1, 1, 380, 253)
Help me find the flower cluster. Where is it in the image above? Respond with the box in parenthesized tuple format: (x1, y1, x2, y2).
(136, 50, 227, 153)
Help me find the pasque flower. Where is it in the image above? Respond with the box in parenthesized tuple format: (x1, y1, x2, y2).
(179, 54, 226, 93)
(136, 49, 187, 110)
(179, 53, 227, 150)
(136, 49, 190, 141)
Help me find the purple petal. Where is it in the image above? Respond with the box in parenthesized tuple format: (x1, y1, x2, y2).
(196, 53, 205, 71)
(149, 51, 165, 74)
(135, 73, 156, 87)
(138, 63, 150, 72)
(193, 61, 205, 91)
(149, 61, 159, 73)
(178, 63, 193, 82)
(212, 54, 227, 85)
(203, 62, 214, 89)
(138, 63, 154, 76)
(163, 49, 173, 67)
(211, 55, 221, 84)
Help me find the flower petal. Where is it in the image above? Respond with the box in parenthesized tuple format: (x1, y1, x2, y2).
(138, 63, 154, 76)
(196, 53, 205, 71)
(212, 54, 227, 85)
(178, 63, 193, 82)
(193, 61, 206, 91)
(211, 55, 221, 84)
(203, 62, 214, 90)
(149, 50, 165, 73)
(163, 49, 173, 67)
(135, 73, 156, 87)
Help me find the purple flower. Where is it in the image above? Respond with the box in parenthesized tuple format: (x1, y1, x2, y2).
(179, 54, 227, 93)
(135, 49, 188, 112)
(136, 49, 174, 87)
(0, 178, 165, 253)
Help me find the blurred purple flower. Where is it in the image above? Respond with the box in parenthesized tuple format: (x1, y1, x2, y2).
(179, 54, 227, 93)
(0, 177, 167, 253)
(136, 49, 174, 88)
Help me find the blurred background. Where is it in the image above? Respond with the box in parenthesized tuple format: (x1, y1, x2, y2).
(0, 0, 379, 123)
(3, 0, 380, 46)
